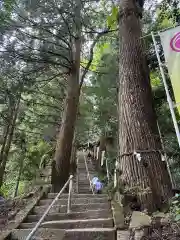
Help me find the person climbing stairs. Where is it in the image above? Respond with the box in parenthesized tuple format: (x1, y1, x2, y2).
(10, 152, 116, 240)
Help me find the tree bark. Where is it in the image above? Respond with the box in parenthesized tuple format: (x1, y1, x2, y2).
(0, 106, 14, 164)
(51, 0, 83, 192)
(51, 1, 110, 192)
(52, 37, 81, 192)
(14, 155, 24, 198)
(118, 0, 172, 211)
(0, 96, 20, 187)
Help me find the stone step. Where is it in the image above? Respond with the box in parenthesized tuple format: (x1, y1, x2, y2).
(78, 168, 95, 172)
(78, 166, 94, 169)
(77, 185, 92, 188)
(77, 185, 92, 187)
(11, 229, 65, 240)
(39, 197, 108, 206)
(77, 164, 94, 167)
(78, 175, 94, 179)
(77, 182, 91, 184)
(78, 179, 94, 182)
(77, 180, 92, 182)
(77, 187, 92, 191)
(78, 159, 92, 163)
(77, 167, 94, 170)
(47, 193, 108, 199)
(26, 209, 112, 222)
(78, 176, 94, 179)
(78, 190, 93, 194)
(65, 228, 115, 240)
(77, 189, 92, 192)
(77, 164, 94, 166)
(78, 171, 95, 173)
(33, 203, 110, 215)
(77, 159, 92, 162)
(78, 180, 93, 183)
(78, 185, 93, 187)
(77, 187, 92, 190)
(12, 228, 115, 240)
(78, 177, 94, 181)
(19, 218, 114, 229)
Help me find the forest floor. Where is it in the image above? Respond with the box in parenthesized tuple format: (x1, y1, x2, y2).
(0, 186, 42, 231)
(0, 197, 27, 230)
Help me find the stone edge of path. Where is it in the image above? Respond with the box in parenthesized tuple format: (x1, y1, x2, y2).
(0, 184, 51, 240)
(111, 200, 125, 230)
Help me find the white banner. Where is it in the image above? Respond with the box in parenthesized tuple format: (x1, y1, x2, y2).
(159, 26, 180, 114)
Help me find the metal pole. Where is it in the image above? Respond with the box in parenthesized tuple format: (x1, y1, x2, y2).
(67, 175, 73, 213)
(157, 121, 175, 188)
(76, 157, 79, 193)
(151, 31, 180, 148)
(101, 150, 105, 166)
(105, 157, 110, 184)
(25, 176, 72, 240)
(114, 169, 117, 188)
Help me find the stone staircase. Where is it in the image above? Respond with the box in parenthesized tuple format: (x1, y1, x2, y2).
(76, 152, 95, 194)
(10, 152, 116, 240)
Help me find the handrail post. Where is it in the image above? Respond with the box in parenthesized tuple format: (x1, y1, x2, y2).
(67, 175, 73, 213)
(76, 157, 79, 193)
(105, 157, 110, 184)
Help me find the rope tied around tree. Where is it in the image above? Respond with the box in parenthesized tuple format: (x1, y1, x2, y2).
(118, 149, 164, 158)
(117, 149, 165, 166)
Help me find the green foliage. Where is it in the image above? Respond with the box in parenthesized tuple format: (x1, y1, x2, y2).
(103, 181, 115, 196)
(1, 179, 26, 197)
(0, 0, 113, 196)
(0, 180, 15, 197)
(77, 36, 118, 143)
(107, 6, 118, 29)
(170, 194, 180, 221)
(103, 177, 124, 199)
(0, 0, 15, 22)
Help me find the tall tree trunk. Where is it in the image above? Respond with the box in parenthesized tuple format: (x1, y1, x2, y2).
(14, 155, 24, 198)
(0, 106, 13, 163)
(118, 0, 172, 211)
(52, 38, 81, 192)
(0, 97, 20, 187)
(51, 0, 82, 192)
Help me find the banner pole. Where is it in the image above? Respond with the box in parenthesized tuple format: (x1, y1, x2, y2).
(151, 31, 180, 148)
(157, 121, 175, 188)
